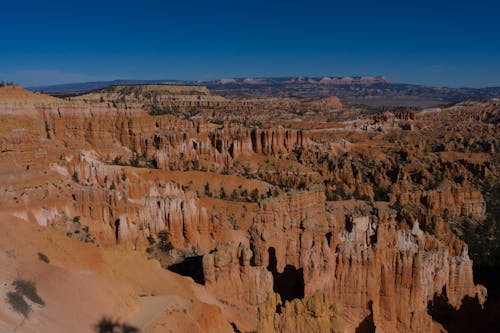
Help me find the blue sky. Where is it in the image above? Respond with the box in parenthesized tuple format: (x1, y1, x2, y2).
(1, 0, 499, 87)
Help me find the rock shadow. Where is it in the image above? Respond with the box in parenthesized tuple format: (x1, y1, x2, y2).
(168, 255, 205, 285)
(428, 287, 500, 333)
(266, 247, 304, 302)
(355, 300, 375, 333)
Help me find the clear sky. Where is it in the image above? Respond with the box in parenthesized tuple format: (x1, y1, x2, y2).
(1, 0, 499, 87)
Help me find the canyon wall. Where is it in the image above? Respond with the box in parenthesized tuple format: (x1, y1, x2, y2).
(0, 86, 496, 333)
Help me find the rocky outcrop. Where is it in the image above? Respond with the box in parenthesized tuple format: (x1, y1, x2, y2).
(258, 292, 346, 333)
(203, 242, 273, 315)
(248, 194, 486, 333)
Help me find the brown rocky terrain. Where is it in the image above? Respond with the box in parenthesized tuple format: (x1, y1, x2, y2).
(0, 85, 498, 333)
(32, 77, 500, 108)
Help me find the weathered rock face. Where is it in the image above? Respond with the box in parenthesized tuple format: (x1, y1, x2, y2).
(250, 190, 328, 272)
(0, 86, 497, 333)
(40, 103, 310, 173)
(258, 292, 346, 333)
(248, 194, 486, 333)
(203, 242, 273, 316)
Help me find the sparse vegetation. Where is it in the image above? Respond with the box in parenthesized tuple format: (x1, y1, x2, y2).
(112, 153, 157, 169)
(204, 182, 212, 197)
(113, 155, 123, 165)
(65, 219, 98, 245)
(146, 235, 156, 245)
(148, 104, 175, 116)
(0, 81, 15, 87)
(157, 230, 174, 252)
(219, 186, 226, 199)
(37, 252, 50, 263)
(145, 230, 174, 258)
(250, 188, 259, 202)
(231, 189, 239, 201)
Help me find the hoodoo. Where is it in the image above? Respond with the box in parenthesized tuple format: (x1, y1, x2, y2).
(0, 83, 497, 332)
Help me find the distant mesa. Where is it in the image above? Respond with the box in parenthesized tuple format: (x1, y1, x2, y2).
(219, 78, 237, 84)
(242, 78, 268, 84)
(318, 76, 389, 85)
(25, 76, 500, 108)
(215, 76, 390, 85)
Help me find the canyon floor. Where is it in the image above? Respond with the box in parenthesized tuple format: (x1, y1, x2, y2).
(0, 84, 498, 333)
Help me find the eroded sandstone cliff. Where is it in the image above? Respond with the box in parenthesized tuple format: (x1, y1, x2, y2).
(0, 85, 497, 333)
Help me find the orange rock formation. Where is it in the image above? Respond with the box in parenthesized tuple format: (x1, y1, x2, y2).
(0, 85, 497, 333)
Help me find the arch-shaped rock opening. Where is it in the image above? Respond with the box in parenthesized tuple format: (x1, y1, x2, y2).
(168, 256, 205, 285)
(250, 129, 258, 152)
(345, 216, 354, 232)
(266, 247, 304, 302)
(325, 231, 333, 247)
(369, 230, 377, 245)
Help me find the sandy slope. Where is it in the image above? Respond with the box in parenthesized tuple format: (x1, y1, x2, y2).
(0, 213, 234, 333)
(0, 86, 62, 104)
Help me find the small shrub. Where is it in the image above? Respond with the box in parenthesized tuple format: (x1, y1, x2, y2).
(37, 252, 50, 263)
(146, 236, 156, 245)
(113, 156, 123, 165)
(219, 187, 226, 199)
(250, 188, 259, 202)
(130, 154, 140, 167)
(230, 189, 239, 201)
(145, 159, 157, 169)
(6, 291, 31, 318)
(72, 171, 80, 183)
(157, 230, 173, 252)
(292, 146, 303, 161)
(204, 182, 212, 197)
